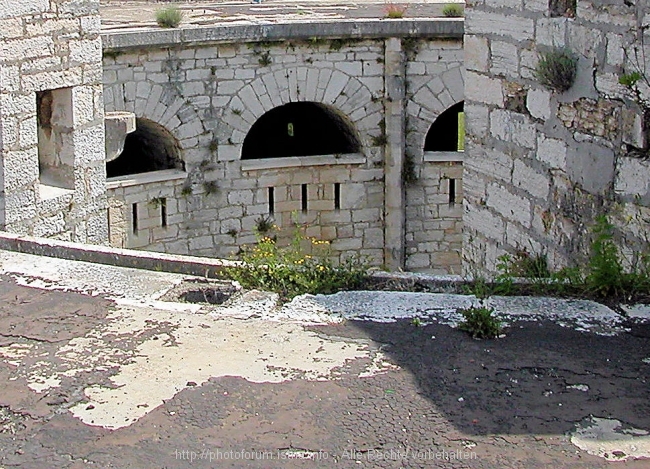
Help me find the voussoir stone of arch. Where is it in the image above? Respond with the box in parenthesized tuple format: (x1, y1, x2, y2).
(112, 80, 206, 150)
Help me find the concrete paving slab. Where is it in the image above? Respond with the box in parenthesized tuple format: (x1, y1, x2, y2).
(100, 0, 463, 34)
(0, 249, 649, 467)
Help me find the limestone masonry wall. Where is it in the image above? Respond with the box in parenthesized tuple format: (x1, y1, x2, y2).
(0, 0, 108, 243)
(405, 39, 464, 274)
(464, 0, 650, 274)
(102, 34, 464, 271)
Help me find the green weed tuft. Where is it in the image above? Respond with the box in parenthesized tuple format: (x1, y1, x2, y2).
(222, 227, 368, 300)
(384, 3, 407, 18)
(458, 306, 502, 339)
(155, 7, 184, 28)
(442, 4, 464, 17)
(534, 48, 578, 92)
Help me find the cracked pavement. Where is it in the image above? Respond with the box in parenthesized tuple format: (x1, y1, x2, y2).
(0, 250, 649, 468)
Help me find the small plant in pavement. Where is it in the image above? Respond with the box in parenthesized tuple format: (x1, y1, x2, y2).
(457, 305, 502, 339)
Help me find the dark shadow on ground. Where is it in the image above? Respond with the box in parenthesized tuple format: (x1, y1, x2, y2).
(312, 318, 650, 438)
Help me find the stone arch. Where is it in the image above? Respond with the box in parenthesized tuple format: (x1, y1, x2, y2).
(103, 80, 206, 154)
(424, 101, 464, 152)
(406, 63, 464, 157)
(241, 102, 361, 159)
(217, 67, 382, 160)
(106, 117, 183, 178)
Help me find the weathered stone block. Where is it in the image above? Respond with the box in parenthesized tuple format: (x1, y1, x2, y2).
(486, 184, 532, 227)
(490, 109, 536, 148)
(526, 88, 552, 121)
(465, 10, 534, 39)
(615, 156, 650, 198)
(537, 135, 567, 170)
(512, 160, 550, 199)
(491, 41, 519, 77)
(621, 107, 647, 150)
(465, 71, 503, 106)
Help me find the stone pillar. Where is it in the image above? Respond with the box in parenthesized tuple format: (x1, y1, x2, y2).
(383, 38, 406, 270)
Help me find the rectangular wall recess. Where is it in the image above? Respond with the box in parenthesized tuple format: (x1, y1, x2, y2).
(37, 87, 74, 189)
(132, 203, 139, 234)
(268, 187, 275, 214)
(160, 198, 167, 227)
(334, 183, 341, 210)
(448, 178, 456, 205)
(301, 184, 308, 213)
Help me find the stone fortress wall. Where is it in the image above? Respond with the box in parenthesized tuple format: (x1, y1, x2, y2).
(464, 0, 650, 274)
(4, 1, 648, 277)
(101, 24, 465, 273)
(0, 0, 108, 244)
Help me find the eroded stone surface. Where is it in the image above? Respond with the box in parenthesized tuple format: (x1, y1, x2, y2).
(571, 417, 650, 462)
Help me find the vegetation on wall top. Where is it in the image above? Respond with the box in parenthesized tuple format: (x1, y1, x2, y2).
(155, 7, 184, 28)
(383, 3, 407, 19)
(442, 4, 464, 18)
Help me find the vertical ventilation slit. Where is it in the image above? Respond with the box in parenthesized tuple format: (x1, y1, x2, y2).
(301, 184, 308, 213)
(132, 203, 138, 234)
(107, 209, 111, 241)
(334, 183, 341, 210)
(268, 187, 275, 214)
(449, 178, 456, 205)
(160, 198, 167, 227)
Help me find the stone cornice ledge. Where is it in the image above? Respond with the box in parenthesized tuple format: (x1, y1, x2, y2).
(106, 169, 187, 189)
(240, 153, 365, 171)
(102, 18, 464, 50)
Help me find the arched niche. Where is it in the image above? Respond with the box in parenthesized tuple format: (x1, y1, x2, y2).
(424, 102, 465, 153)
(106, 118, 184, 178)
(241, 102, 361, 159)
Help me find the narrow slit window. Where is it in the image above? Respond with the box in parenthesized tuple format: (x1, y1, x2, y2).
(301, 184, 308, 213)
(132, 203, 139, 234)
(449, 178, 456, 205)
(334, 183, 341, 210)
(268, 187, 275, 214)
(107, 210, 112, 241)
(160, 198, 167, 227)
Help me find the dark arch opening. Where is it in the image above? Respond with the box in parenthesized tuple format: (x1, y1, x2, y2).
(424, 101, 465, 152)
(106, 118, 183, 178)
(241, 102, 361, 159)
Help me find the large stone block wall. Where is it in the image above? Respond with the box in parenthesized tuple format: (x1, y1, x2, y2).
(405, 39, 464, 273)
(405, 160, 463, 273)
(464, 0, 650, 274)
(0, 0, 108, 243)
(103, 34, 465, 271)
(106, 158, 385, 264)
